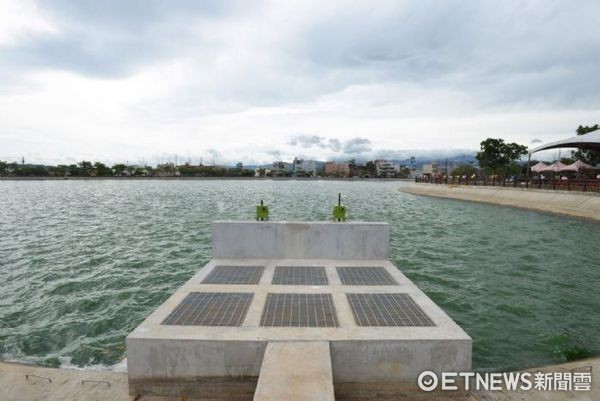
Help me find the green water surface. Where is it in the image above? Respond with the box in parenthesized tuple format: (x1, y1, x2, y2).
(0, 180, 598, 371)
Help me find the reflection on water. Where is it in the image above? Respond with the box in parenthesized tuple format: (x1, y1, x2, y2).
(0, 180, 598, 370)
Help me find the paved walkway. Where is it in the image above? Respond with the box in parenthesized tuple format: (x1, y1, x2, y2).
(401, 184, 600, 221)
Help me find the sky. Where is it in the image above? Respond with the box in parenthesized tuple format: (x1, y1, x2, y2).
(1, 0, 599, 166)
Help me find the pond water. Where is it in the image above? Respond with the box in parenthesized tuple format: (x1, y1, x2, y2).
(0, 179, 598, 371)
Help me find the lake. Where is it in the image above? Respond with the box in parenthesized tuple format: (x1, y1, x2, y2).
(0, 179, 598, 371)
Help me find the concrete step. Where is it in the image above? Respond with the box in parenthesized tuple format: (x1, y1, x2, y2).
(254, 341, 335, 401)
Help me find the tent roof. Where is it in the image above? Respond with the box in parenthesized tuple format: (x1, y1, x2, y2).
(529, 131, 600, 154)
(561, 160, 596, 171)
(531, 161, 548, 173)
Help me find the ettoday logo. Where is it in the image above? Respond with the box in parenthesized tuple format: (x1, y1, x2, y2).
(417, 370, 592, 392)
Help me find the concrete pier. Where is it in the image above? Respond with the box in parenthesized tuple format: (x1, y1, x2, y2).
(126, 221, 472, 400)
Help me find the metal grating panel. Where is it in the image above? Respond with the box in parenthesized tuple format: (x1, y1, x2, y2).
(346, 293, 435, 327)
(260, 293, 338, 327)
(202, 265, 264, 284)
(162, 292, 253, 326)
(272, 266, 328, 285)
(337, 266, 398, 285)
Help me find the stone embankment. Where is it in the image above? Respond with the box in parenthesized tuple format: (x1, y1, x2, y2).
(401, 184, 600, 221)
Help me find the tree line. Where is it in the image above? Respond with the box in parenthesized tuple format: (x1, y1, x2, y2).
(0, 161, 255, 177)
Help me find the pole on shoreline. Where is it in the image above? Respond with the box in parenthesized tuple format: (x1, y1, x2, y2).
(526, 153, 531, 188)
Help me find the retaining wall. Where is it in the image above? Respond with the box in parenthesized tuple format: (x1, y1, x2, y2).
(401, 184, 600, 221)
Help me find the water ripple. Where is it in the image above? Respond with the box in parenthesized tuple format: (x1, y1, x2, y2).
(0, 180, 599, 371)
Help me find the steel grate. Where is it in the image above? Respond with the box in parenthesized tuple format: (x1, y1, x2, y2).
(337, 266, 398, 285)
(272, 266, 328, 285)
(346, 293, 435, 327)
(260, 293, 338, 327)
(162, 292, 253, 326)
(202, 265, 264, 284)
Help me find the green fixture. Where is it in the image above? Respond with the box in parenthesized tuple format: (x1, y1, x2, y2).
(256, 200, 269, 221)
(333, 193, 346, 222)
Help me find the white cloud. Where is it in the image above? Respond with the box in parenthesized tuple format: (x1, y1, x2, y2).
(0, 0, 57, 46)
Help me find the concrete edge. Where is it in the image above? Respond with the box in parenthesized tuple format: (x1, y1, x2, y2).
(400, 184, 600, 222)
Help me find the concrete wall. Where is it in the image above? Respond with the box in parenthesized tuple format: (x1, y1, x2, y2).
(127, 338, 266, 397)
(331, 339, 471, 384)
(212, 221, 390, 259)
(401, 184, 600, 221)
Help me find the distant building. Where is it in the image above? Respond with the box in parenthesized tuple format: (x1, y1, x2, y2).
(409, 157, 417, 171)
(292, 158, 319, 176)
(423, 162, 452, 176)
(324, 162, 350, 177)
(272, 161, 293, 176)
(236, 162, 243, 170)
(156, 163, 179, 177)
(421, 163, 436, 175)
(374, 160, 396, 177)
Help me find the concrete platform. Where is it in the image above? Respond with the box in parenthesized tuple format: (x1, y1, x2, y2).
(126, 221, 472, 400)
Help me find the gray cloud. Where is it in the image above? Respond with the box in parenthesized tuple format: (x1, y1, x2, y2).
(1, 0, 255, 78)
(327, 139, 341, 152)
(289, 135, 372, 154)
(342, 137, 371, 154)
(1, 1, 599, 109)
(288, 135, 326, 148)
(373, 148, 474, 161)
(531, 139, 543, 144)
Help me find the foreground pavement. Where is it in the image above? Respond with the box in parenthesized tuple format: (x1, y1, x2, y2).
(1, 357, 597, 401)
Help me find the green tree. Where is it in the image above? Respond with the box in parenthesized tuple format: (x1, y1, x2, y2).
(452, 163, 478, 177)
(476, 138, 528, 176)
(67, 164, 78, 176)
(0, 160, 7, 175)
(78, 161, 93, 176)
(573, 124, 600, 166)
(93, 162, 112, 176)
(47, 164, 68, 176)
(17, 164, 48, 176)
(111, 164, 128, 176)
(576, 124, 599, 135)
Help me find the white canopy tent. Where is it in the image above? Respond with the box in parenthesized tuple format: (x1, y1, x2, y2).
(529, 131, 600, 154)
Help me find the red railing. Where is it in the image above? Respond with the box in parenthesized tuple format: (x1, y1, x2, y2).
(415, 176, 600, 193)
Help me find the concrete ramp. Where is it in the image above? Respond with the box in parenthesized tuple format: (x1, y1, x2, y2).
(254, 342, 335, 401)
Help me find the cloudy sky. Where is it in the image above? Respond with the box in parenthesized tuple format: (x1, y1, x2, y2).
(1, 0, 599, 166)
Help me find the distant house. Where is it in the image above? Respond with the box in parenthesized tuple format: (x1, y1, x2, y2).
(324, 162, 350, 177)
(272, 161, 293, 176)
(292, 158, 320, 176)
(374, 160, 396, 177)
